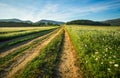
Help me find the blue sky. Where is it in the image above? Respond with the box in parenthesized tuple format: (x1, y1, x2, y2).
(0, 0, 120, 22)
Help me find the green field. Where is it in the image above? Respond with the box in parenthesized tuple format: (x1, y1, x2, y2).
(0, 25, 120, 78)
(66, 25, 120, 78)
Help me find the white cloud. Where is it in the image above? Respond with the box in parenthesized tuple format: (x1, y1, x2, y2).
(0, 2, 35, 21)
(0, 0, 120, 22)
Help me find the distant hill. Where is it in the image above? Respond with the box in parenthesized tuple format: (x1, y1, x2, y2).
(0, 19, 64, 27)
(103, 18, 120, 26)
(0, 18, 119, 27)
(0, 19, 22, 22)
(66, 20, 110, 26)
(0, 19, 32, 24)
(36, 19, 64, 25)
(0, 22, 33, 27)
(0, 19, 33, 27)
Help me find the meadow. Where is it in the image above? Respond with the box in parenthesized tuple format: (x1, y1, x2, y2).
(66, 25, 120, 78)
(0, 25, 120, 78)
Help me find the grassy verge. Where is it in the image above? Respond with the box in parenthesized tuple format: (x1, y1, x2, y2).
(15, 29, 64, 78)
(66, 26, 120, 78)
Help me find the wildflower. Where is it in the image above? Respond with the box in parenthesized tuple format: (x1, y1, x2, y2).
(109, 61, 114, 64)
(101, 62, 103, 64)
(114, 64, 119, 67)
(95, 58, 98, 61)
(84, 44, 87, 47)
(107, 68, 111, 71)
(105, 54, 107, 56)
(95, 52, 99, 54)
(113, 55, 116, 58)
(105, 48, 108, 52)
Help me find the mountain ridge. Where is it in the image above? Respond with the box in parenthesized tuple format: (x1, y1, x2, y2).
(38, 19, 64, 25)
(0, 18, 120, 27)
(102, 18, 120, 26)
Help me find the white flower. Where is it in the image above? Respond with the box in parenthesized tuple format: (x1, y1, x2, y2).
(107, 68, 111, 71)
(84, 44, 87, 47)
(95, 52, 99, 54)
(113, 55, 116, 58)
(106, 48, 108, 52)
(95, 58, 98, 61)
(101, 62, 103, 64)
(114, 64, 119, 67)
(109, 61, 114, 64)
(105, 54, 107, 56)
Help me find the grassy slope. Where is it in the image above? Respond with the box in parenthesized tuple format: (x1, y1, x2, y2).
(66, 25, 120, 78)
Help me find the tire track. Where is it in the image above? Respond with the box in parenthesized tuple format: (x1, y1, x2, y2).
(0, 29, 58, 77)
(2, 28, 63, 78)
(0, 28, 58, 58)
(56, 30, 82, 78)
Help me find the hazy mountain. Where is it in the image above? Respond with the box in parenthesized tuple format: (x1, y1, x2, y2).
(0, 19, 33, 27)
(37, 19, 65, 25)
(0, 19, 22, 22)
(0, 19, 64, 27)
(23, 20, 32, 24)
(103, 18, 120, 26)
(0, 18, 119, 27)
(0, 19, 32, 24)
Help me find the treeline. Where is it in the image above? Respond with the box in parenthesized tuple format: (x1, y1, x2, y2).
(0, 22, 32, 27)
(0, 22, 60, 27)
(66, 20, 110, 26)
(33, 22, 60, 26)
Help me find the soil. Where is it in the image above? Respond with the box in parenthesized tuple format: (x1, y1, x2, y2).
(55, 30, 82, 78)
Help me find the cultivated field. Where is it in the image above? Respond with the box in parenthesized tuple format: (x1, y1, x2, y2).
(0, 25, 120, 78)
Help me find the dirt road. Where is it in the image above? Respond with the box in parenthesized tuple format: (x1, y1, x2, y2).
(0, 28, 63, 78)
(0, 29, 58, 58)
(56, 30, 82, 78)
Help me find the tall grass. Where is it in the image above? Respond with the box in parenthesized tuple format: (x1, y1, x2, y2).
(66, 25, 120, 78)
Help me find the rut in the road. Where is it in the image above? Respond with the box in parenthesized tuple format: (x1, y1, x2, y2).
(56, 30, 82, 78)
(0, 29, 57, 58)
(1, 28, 63, 78)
